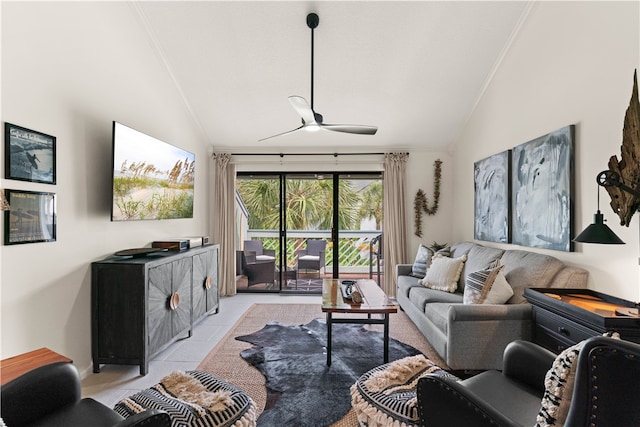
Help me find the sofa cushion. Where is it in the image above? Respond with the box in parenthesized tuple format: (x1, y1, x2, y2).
(421, 254, 467, 293)
(423, 303, 452, 335)
(409, 287, 463, 311)
(463, 260, 505, 304)
(397, 274, 423, 299)
(500, 250, 565, 303)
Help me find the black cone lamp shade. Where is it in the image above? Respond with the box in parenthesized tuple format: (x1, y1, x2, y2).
(573, 210, 625, 244)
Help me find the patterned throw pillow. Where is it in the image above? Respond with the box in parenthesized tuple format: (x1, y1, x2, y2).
(463, 260, 505, 304)
(535, 332, 620, 427)
(421, 254, 467, 293)
(411, 244, 431, 278)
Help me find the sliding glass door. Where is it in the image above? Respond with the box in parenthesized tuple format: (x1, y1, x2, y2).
(235, 172, 383, 293)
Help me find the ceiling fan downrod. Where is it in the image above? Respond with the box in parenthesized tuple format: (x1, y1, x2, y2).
(307, 13, 319, 111)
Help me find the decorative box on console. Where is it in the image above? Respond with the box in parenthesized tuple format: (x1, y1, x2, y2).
(524, 288, 640, 353)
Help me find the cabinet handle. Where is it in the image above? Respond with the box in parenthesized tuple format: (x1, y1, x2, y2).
(558, 326, 570, 336)
(169, 292, 180, 310)
(205, 277, 212, 290)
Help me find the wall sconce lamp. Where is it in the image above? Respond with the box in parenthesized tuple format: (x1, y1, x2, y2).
(0, 189, 10, 211)
(574, 170, 640, 316)
(573, 172, 625, 244)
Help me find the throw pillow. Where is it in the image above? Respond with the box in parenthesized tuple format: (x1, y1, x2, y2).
(411, 244, 431, 278)
(421, 254, 467, 293)
(483, 270, 514, 304)
(463, 260, 505, 304)
(535, 332, 620, 427)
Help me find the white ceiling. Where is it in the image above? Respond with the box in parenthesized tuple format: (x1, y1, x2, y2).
(134, 1, 531, 152)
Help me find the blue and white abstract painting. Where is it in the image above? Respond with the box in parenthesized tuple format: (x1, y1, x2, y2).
(474, 150, 511, 243)
(512, 125, 574, 252)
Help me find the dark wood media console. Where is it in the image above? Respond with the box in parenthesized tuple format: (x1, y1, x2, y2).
(91, 244, 219, 375)
(524, 288, 640, 354)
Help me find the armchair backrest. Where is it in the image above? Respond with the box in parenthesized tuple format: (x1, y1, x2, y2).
(305, 239, 326, 255)
(244, 240, 264, 255)
(564, 336, 640, 427)
(1, 362, 81, 426)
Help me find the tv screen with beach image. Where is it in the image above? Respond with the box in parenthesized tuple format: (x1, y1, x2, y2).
(111, 122, 195, 221)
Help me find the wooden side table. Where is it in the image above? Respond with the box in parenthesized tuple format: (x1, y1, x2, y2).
(1, 347, 72, 385)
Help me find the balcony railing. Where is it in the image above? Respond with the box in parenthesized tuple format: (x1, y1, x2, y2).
(246, 230, 381, 273)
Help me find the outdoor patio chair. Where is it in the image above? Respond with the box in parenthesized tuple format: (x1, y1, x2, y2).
(236, 250, 276, 287)
(296, 239, 326, 277)
(244, 240, 276, 262)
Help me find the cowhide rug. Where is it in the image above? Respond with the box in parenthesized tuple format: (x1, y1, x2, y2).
(236, 318, 421, 426)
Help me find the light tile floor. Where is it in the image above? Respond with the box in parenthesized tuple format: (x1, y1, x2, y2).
(82, 293, 320, 408)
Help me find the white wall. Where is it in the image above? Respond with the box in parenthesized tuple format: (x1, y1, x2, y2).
(0, 2, 210, 371)
(452, 1, 640, 302)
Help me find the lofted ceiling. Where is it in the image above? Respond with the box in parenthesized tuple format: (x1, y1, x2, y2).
(133, 1, 531, 152)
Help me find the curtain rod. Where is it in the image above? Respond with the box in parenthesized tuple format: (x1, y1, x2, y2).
(228, 152, 408, 157)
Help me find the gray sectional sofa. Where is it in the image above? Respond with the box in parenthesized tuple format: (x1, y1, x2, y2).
(396, 241, 588, 371)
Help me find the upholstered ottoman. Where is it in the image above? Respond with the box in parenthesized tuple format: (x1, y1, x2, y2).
(114, 370, 256, 427)
(350, 355, 457, 427)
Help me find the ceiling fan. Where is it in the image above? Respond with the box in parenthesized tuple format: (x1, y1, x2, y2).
(259, 13, 378, 142)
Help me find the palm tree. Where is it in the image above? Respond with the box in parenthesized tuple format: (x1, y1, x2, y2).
(358, 181, 383, 229)
(237, 177, 362, 231)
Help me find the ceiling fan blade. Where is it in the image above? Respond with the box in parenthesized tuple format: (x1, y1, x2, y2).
(259, 125, 304, 142)
(321, 124, 378, 135)
(288, 96, 317, 125)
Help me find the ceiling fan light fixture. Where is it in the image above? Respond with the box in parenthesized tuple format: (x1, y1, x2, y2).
(259, 13, 377, 142)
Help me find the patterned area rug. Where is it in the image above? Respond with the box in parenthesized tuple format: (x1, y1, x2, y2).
(197, 303, 447, 427)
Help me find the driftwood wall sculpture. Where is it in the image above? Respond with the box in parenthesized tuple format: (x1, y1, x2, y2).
(605, 70, 640, 227)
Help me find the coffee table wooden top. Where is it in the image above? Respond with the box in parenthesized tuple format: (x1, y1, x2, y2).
(321, 279, 397, 314)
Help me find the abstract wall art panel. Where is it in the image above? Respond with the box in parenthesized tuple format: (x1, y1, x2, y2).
(512, 125, 574, 252)
(474, 150, 511, 243)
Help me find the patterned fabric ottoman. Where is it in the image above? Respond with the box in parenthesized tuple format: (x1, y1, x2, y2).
(114, 370, 256, 427)
(350, 354, 458, 427)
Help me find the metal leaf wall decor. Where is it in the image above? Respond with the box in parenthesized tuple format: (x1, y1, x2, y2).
(605, 69, 640, 227)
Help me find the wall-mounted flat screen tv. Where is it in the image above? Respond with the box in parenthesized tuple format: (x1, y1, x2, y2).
(111, 121, 195, 221)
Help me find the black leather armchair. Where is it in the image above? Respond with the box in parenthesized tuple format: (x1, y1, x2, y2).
(417, 336, 640, 427)
(1, 362, 170, 427)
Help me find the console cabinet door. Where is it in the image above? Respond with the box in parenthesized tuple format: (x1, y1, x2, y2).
(192, 253, 208, 321)
(148, 258, 192, 356)
(171, 257, 192, 337)
(148, 262, 174, 356)
(193, 245, 220, 322)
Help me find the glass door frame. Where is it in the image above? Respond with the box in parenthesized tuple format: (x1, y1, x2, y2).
(236, 170, 383, 293)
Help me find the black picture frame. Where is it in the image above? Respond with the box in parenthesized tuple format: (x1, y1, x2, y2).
(4, 189, 56, 245)
(4, 122, 56, 184)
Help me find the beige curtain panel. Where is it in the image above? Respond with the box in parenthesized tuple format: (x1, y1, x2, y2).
(211, 153, 237, 296)
(383, 152, 409, 297)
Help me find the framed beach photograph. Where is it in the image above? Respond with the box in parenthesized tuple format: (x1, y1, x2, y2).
(5, 122, 56, 184)
(474, 150, 511, 243)
(4, 189, 56, 245)
(512, 125, 574, 252)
